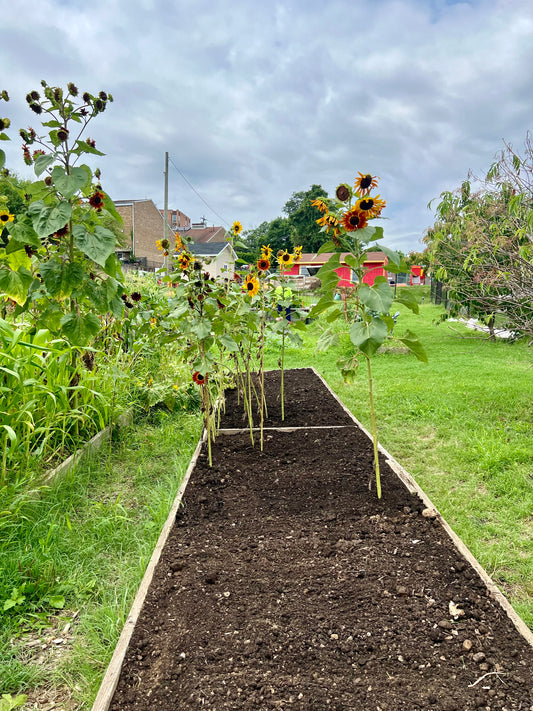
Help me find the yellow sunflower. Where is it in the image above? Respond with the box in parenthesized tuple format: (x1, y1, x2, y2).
(178, 252, 192, 270)
(293, 245, 303, 262)
(278, 250, 294, 269)
(311, 197, 328, 214)
(0, 209, 15, 225)
(243, 273, 260, 297)
(175, 233, 184, 252)
(261, 244, 273, 259)
(354, 173, 379, 196)
(341, 209, 368, 232)
(316, 213, 340, 233)
(355, 195, 386, 218)
(231, 220, 243, 236)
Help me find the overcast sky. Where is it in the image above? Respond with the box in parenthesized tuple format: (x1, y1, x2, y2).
(2, 0, 532, 252)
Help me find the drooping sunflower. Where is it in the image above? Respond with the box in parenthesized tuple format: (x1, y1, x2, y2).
(311, 197, 329, 214)
(341, 209, 368, 232)
(192, 371, 208, 385)
(316, 213, 339, 233)
(231, 220, 243, 236)
(88, 190, 105, 211)
(354, 173, 379, 196)
(261, 244, 273, 259)
(0, 209, 15, 224)
(293, 245, 303, 262)
(156, 238, 171, 253)
(278, 250, 294, 269)
(243, 273, 260, 297)
(355, 195, 386, 218)
(257, 257, 270, 272)
(178, 252, 192, 270)
(175, 233, 184, 252)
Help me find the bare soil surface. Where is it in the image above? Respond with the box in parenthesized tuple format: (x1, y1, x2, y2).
(108, 370, 533, 710)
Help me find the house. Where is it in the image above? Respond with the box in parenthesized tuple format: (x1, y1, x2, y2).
(188, 242, 237, 280)
(177, 217, 226, 244)
(158, 208, 191, 231)
(114, 199, 184, 270)
(410, 265, 426, 285)
(283, 251, 388, 287)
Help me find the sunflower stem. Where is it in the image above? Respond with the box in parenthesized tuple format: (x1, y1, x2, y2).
(366, 355, 381, 499)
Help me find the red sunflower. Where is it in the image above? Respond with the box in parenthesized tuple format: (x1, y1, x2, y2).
(354, 173, 379, 196)
(341, 209, 368, 232)
(192, 371, 208, 385)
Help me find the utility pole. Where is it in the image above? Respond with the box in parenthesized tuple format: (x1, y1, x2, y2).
(164, 151, 169, 274)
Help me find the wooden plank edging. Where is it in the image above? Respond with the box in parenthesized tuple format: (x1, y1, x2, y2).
(310, 366, 533, 649)
(91, 430, 206, 711)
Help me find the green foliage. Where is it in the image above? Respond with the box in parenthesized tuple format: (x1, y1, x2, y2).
(282, 184, 329, 252)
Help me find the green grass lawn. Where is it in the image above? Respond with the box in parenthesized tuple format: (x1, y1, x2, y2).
(265, 288, 533, 626)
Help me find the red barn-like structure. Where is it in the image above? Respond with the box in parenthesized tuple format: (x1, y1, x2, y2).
(284, 251, 388, 287)
(410, 265, 426, 285)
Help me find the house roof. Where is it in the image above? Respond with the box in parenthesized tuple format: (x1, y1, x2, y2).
(178, 225, 226, 244)
(188, 242, 236, 258)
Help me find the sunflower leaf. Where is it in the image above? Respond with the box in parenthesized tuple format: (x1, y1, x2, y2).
(349, 317, 388, 357)
(397, 329, 428, 362)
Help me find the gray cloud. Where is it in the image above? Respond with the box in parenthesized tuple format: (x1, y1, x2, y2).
(2, 0, 532, 251)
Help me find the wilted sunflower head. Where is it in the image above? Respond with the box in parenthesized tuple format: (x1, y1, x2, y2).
(335, 184, 351, 202)
(354, 172, 379, 196)
(311, 197, 329, 214)
(293, 245, 303, 262)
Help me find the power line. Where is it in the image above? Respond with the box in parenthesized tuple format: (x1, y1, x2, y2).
(167, 155, 231, 228)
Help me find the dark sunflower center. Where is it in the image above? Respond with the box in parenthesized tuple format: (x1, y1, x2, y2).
(282, 254, 290, 261)
(247, 282, 254, 290)
(361, 175, 372, 189)
(360, 199, 374, 211)
(348, 214, 360, 227)
(1, 214, 9, 222)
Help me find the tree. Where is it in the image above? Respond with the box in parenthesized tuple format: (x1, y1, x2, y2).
(282, 184, 328, 252)
(426, 135, 533, 342)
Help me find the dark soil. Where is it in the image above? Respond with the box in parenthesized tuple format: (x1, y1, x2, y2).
(108, 370, 533, 710)
(217, 368, 354, 429)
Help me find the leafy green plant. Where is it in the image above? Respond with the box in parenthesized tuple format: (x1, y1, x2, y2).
(310, 174, 427, 497)
(0, 694, 27, 711)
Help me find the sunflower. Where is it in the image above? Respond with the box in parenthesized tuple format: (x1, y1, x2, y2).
(335, 184, 351, 202)
(355, 195, 386, 218)
(278, 250, 294, 269)
(243, 273, 260, 297)
(261, 244, 272, 259)
(316, 213, 339, 233)
(178, 252, 192, 270)
(192, 371, 208, 385)
(88, 190, 105, 211)
(311, 197, 328, 214)
(156, 238, 171, 253)
(0, 209, 15, 224)
(257, 257, 270, 272)
(341, 209, 368, 232)
(354, 173, 379, 196)
(293, 245, 303, 262)
(231, 220, 243, 236)
(175, 234, 184, 252)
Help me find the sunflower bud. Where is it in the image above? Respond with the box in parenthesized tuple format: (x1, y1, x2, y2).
(67, 82, 79, 96)
(57, 128, 69, 142)
(44, 176, 52, 186)
(99, 91, 108, 101)
(1, 90, 9, 101)
(53, 87, 63, 102)
(29, 103, 42, 114)
(0, 118, 9, 130)
(82, 92, 91, 103)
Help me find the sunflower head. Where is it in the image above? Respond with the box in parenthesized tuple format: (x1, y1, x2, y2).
(257, 257, 270, 272)
(88, 190, 105, 211)
(341, 209, 368, 232)
(261, 244, 272, 259)
(354, 173, 379, 197)
(231, 220, 243, 236)
(243, 274, 260, 297)
(293, 245, 303, 262)
(335, 184, 351, 202)
(311, 197, 329, 214)
(278, 250, 294, 269)
(175, 234, 184, 252)
(356, 195, 386, 218)
(178, 252, 192, 270)
(192, 371, 207, 385)
(0, 209, 15, 224)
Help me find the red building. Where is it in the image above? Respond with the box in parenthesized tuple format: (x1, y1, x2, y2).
(410, 265, 426, 285)
(284, 251, 388, 287)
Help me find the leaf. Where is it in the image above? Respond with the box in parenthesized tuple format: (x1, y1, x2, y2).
(28, 200, 72, 237)
(73, 224, 117, 267)
(394, 290, 419, 314)
(358, 281, 394, 313)
(316, 328, 338, 352)
(218, 333, 239, 352)
(397, 329, 428, 362)
(309, 294, 335, 318)
(7, 219, 41, 247)
(317, 239, 337, 255)
(33, 153, 56, 176)
(0, 693, 28, 710)
(39, 260, 86, 299)
(349, 318, 388, 357)
(0, 149, 5, 170)
(74, 140, 105, 156)
(356, 225, 383, 244)
(0, 267, 32, 305)
(374, 243, 401, 266)
(60, 311, 101, 346)
(47, 594, 65, 609)
(343, 253, 360, 270)
(6, 248, 31, 272)
(51, 165, 91, 198)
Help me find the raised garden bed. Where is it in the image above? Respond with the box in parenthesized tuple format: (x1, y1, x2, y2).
(93, 369, 533, 711)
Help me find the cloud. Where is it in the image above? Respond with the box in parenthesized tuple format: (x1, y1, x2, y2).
(1, 0, 532, 251)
